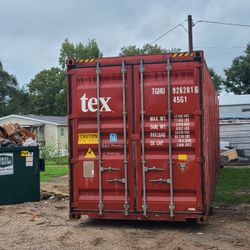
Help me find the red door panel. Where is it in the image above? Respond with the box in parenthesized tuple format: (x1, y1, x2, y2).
(71, 64, 133, 214)
(133, 61, 202, 215)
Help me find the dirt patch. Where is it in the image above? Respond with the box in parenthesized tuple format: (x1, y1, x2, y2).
(41, 175, 69, 197)
(0, 199, 249, 250)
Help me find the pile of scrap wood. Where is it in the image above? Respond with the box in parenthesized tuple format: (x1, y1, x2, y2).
(0, 123, 38, 147)
(220, 148, 238, 165)
(220, 147, 250, 166)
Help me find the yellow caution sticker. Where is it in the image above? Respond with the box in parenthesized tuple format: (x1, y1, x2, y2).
(178, 154, 188, 161)
(85, 147, 96, 158)
(78, 133, 98, 144)
(21, 150, 29, 157)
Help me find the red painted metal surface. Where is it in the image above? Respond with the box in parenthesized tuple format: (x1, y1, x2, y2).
(67, 51, 220, 223)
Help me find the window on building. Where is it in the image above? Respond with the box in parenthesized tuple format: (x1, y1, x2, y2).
(60, 128, 64, 137)
(242, 108, 250, 112)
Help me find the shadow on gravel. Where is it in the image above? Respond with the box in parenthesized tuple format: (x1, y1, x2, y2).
(77, 218, 206, 232)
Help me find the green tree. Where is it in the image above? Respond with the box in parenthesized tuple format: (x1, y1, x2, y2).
(120, 44, 180, 56)
(27, 38, 103, 116)
(224, 43, 250, 94)
(0, 62, 28, 116)
(28, 67, 65, 115)
(59, 38, 103, 69)
(10, 87, 29, 115)
(54, 75, 67, 116)
(209, 68, 223, 94)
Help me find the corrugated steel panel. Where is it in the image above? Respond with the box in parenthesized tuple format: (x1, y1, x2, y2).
(67, 51, 220, 223)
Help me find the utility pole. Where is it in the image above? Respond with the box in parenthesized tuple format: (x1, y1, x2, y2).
(188, 15, 193, 52)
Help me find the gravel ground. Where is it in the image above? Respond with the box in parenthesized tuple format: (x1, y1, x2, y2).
(0, 198, 249, 250)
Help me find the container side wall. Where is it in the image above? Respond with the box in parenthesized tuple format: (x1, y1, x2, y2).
(201, 61, 220, 213)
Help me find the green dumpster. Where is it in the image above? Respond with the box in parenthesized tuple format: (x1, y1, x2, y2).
(0, 146, 44, 205)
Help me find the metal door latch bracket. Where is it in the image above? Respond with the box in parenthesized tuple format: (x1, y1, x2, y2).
(106, 178, 125, 184)
(101, 167, 120, 172)
(144, 166, 164, 172)
(150, 178, 171, 184)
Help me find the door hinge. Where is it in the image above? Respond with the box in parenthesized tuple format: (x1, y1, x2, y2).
(195, 110, 203, 116)
(71, 203, 78, 208)
(196, 157, 204, 163)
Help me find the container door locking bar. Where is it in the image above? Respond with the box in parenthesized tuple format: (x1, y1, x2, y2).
(96, 62, 104, 216)
(139, 59, 147, 217)
(144, 166, 164, 172)
(121, 61, 129, 216)
(101, 167, 120, 172)
(166, 58, 175, 218)
(106, 178, 126, 184)
(150, 178, 171, 184)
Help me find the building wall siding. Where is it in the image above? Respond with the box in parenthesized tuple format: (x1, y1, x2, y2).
(57, 125, 68, 153)
(44, 124, 58, 147)
(220, 121, 250, 157)
(220, 104, 250, 113)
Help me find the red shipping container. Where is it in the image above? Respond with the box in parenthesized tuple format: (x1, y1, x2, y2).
(67, 51, 220, 223)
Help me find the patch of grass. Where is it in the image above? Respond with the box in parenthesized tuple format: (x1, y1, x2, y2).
(213, 168, 250, 205)
(45, 156, 68, 166)
(40, 165, 68, 182)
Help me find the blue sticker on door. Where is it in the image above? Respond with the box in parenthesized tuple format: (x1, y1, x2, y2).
(110, 133, 118, 142)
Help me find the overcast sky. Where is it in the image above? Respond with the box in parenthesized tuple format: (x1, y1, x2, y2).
(0, 0, 249, 87)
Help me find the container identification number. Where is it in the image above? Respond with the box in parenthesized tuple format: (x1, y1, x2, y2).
(172, 86, 199, 104)
(173, 96, 187, 104)
(172, 86, 199, 94)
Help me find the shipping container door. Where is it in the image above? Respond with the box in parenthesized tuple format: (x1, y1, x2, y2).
(133, 60, 203, 216)
(71, 63, 134, 215)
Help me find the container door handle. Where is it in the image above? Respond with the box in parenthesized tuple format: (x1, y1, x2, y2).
(101, 167, 120, 172)
(106, 178, 125, 184)
(150, 178, 171, 184)
(144, 166, 164, 172)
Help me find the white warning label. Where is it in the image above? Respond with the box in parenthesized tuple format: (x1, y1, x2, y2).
(0, 153, 14, 176)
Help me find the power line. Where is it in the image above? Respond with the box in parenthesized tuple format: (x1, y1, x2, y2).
(29, 103, 55, 113)
(150, 21, 187, 44)
(180, 24, 188, 33)
(194, 19, 250, 28)
(149, 18, 250, 46)
(195, 46, 245, 50)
